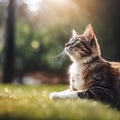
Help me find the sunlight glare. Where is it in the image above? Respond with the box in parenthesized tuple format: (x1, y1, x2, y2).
(50, 0, 72, 7)
(23, 0, 42, 12)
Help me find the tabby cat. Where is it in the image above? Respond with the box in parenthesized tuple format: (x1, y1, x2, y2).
(49, 24, 120, 108)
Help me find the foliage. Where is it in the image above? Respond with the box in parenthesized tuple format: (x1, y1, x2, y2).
(15, 21, 69, 74)
(0, 84, 120, 119)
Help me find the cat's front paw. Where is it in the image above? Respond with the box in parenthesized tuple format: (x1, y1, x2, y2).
(49, 92, 60, 100)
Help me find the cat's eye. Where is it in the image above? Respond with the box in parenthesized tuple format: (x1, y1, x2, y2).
(76, 43, 80, 47)
(73, 41, 81, 48)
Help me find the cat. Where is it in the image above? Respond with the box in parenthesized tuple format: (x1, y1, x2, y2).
(49, 24, 120, 108)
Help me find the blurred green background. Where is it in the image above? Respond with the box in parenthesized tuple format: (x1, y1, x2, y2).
(0, 0, 120, 84)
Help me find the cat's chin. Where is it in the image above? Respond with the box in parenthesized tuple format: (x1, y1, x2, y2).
(65, 47, 70, 53)
(65, 49, 81, 62)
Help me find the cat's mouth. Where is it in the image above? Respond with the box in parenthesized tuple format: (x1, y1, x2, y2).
(65, 46, 71, 52)
(65, 48, 70, 55)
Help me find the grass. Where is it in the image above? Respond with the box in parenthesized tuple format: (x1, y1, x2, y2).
(0, 84, 120, 120)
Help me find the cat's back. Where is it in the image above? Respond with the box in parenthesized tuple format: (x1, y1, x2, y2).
(109, 61, 120, 87)
(109, 62, 120, 107)
(110, 62, 120, 81)
(110, 62, 120, 72)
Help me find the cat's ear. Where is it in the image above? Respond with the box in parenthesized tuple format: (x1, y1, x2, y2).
(72, 29, 78, 37)
(83, 24, 94, 40)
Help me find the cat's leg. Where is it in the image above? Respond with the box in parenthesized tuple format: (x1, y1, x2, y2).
(50, 88, 113, 102)
(77, 88, 113, 103)
(49, 90, 79, 100)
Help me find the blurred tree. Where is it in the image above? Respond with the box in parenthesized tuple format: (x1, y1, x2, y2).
(3, 0, 15, 83)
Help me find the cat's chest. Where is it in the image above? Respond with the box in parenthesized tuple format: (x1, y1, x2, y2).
(69, 63, 84, 90)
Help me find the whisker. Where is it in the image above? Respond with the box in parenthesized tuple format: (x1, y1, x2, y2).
(53, 49, 67, 65)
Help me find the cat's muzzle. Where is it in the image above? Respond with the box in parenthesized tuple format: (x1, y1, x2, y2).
(65, 46, 72, 52)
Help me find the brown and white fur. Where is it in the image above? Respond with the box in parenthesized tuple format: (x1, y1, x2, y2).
(49, 24, 120, 108)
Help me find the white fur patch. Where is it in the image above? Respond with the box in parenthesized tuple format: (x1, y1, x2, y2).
(69, 63, 84, 90)
(49, 90, 79, 100)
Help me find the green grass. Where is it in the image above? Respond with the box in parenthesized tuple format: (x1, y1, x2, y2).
(0, 84, 120, 120)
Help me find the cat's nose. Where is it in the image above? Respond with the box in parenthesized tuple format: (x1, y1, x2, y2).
(65, 43, 71, 47)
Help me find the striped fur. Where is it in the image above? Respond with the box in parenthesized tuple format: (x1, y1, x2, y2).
(50, 24, 120, 108)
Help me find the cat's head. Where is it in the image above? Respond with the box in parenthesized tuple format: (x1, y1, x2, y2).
(65, 24, 101, 62)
